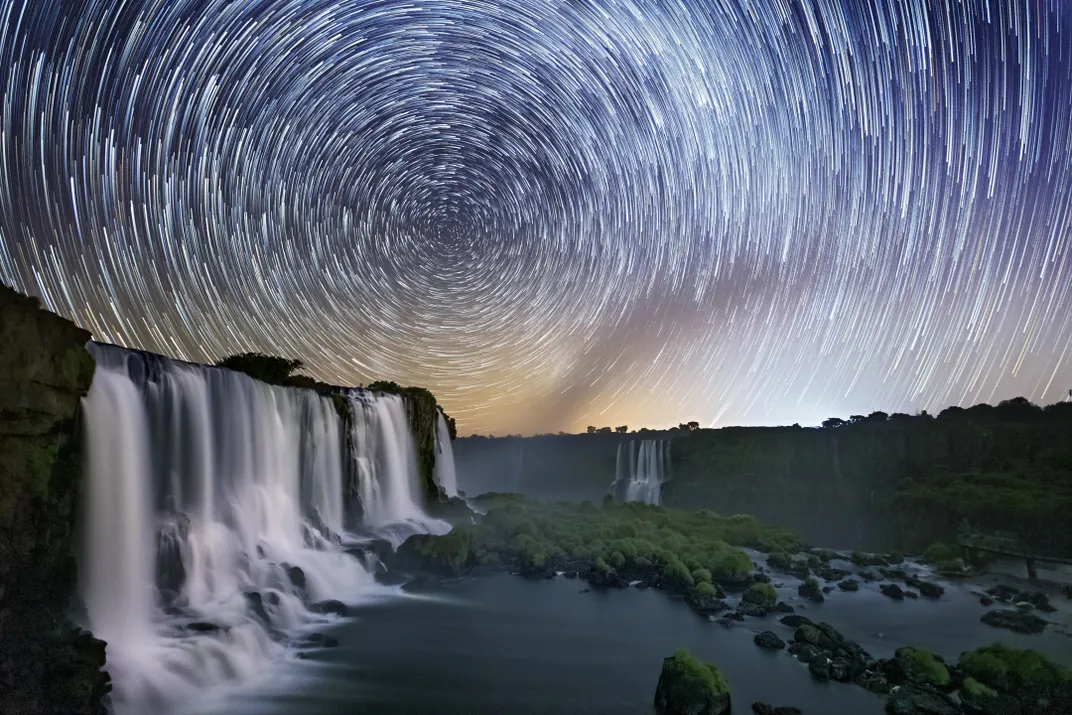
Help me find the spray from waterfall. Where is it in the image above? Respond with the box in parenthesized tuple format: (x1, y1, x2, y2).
(80, 343, 445, 714)
(608, 439, 671, 505)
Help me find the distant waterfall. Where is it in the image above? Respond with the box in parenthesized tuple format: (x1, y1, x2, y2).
(80, 343, 446, 715)
(434, 411, 458, 497)
(609, 439, 671, 505)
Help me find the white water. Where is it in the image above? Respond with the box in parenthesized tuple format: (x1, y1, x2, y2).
(434, 411, 458, 498)
(80, 344, 445, 714)
(609, 439, 670, 505)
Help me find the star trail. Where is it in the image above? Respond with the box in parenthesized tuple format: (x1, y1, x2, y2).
(1, 0, 1071, 434)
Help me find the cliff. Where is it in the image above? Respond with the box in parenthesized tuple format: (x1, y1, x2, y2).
(0, 285, 110, 715)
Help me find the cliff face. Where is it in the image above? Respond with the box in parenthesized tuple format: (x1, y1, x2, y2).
(0, 285, 110, 715)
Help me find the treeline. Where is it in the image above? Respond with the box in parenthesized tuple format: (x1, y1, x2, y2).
(665, 397, 1072, 556)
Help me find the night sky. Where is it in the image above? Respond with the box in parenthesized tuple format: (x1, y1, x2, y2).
(1, 1, 1070, 435)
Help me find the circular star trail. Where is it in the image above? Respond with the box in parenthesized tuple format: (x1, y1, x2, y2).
(2, 0, 1071, 434)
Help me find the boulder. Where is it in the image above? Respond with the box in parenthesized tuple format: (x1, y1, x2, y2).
(310, 600, 349, 617)
(906, 577, 944, 599)
(808, 657, 831, 680)
(980, 609, 1046, 634)
(653, 650, 731, 715)
(986, 584, 1020, 602)
(773, 601, 795, 613)
(753, 572, 772, 584)
(819, 567, 850, 581)
(244, 591, 270, 624)
(754, 631, 785, 650)
(1025, 591, 1055, 612)
(904, 590, 919, 599)
(830, 657, 853, 682)
(737, 602, 768, 618)
(838, 579, 860, 592)
(186, 621, 227, 633)
(856, 670, 891, 694)
(751, 704, 802, 715)
(797, 579, 825, 603)
(323, 636, 340, 648)
(285, 565, 306, 591)
(564, 571, 579, 579)
(979, 595, 993, 606)
(884, 683, 960, 715)
(780, 614, 813, 628)
(792, 643, 822, 664)
(881, 584, 906, 600)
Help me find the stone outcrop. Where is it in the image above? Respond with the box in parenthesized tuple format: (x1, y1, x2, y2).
(0, 285, 110, 714)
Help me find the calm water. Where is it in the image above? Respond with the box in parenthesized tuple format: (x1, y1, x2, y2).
(179, 562, 1071, 715)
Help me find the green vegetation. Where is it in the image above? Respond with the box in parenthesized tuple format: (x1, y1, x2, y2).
(921, 542, 959, 563)
(742, 582, 776, 607)
(653, 649, 730, 715)
(961, 677, 997, 698)
(398, 496, 796, 593)
(767, 551, 794, 570)
(894, 647, 950, 687)
(959, 644, 1072, 697)
(662, 399, 1072, 555)
(216, 352, 311, 387)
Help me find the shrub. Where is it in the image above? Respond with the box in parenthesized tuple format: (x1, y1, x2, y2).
(921, 542, 960, 563)
(959, 644, 1072, 696)
(654, 649, 729, 715)
(691, 568, 712, 584)
(742, 583, 777, 607)
(767, 552, 794, 570)
(895, 647, 950, 687)
(662, 559, 695, 591)
(712, 550, 752, 581)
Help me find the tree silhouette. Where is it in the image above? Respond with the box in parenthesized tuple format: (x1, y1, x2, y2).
(615, 425, 629, 433)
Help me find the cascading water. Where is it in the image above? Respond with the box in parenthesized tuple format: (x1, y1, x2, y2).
(609, 439, 671, 505)
(433, 411, 458, 498)
(80, 343, 445, 714)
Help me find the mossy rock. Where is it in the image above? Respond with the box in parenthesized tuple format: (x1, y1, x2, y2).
(921, 542, 960, 564)
(742, 582, 777, 607)
(895, 646, 950, 687)
(654, 649, 730, 715)
(959, 643, 1072, 697)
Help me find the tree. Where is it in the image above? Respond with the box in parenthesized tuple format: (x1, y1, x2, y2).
(216, 352, 304, 386)
(598, 426, 612, 434)
(822, 417, 845, 428)
(686, 421, 700, 430)
(849, 414, 865, 423)
(587, 426, 597, 434)
(866, 411, 889, 422)
(615, 425, 629, 433)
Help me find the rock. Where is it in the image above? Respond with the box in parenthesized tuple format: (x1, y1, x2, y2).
(637, 581, 651, 590)
(808, 657, 831, 680)
(884, 683, 960, 715)
(285, 565, 306, 591)
(715, 617, 736, 628)
(323, 636, 340, 648)
(822, 586, 834, 594)
(752, 704, 802, 715)
(564, 570, 578, 579)
(907, 578, 944, 599)
(754, 631, 785, 649)
(830, 657, 853, 682)
(308, 632, 324, 642)
(244, 591, 270, 624)
(979, 595, 993, 606)
(726, 611, 745, 621)
(780, 614, 813, 628)
(986, 584, 1020, 602)
(793, 644, 822, 664)
(819, 567, 850, 581)
(653, 650, 731, 715)
(795, 623, 824, 647)
(980, 609, 1046, 634)
(905, 590, 919, 599)
(186, 621, 227, 633)
(578, 588, 591, 594)
(856, 670, 891, 694)
(881, 583, 906, 600)
(773, 601, 795, 613)
(1025, 591, 1055, 612)
(859, 570, 876, 581)
(737, 602, 767, 618)
(310, 600, 348, 617)
(753, 572, 772, 584)
(838, 579, 860, 592)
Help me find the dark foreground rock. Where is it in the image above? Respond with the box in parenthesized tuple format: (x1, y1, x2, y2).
(310, 599, 349, 616)
(0, 285, 110, 715)
(981, 609, 1046, 634)
(754, 631, 785, 649)
(752, 704, 802, 715)
(884, 683, 960, 715)
(654, 649, 731, 715)
(881, 583, 906, 600)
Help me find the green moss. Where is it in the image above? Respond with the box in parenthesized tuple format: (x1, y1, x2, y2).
(691, 567, 712, 584)
(712, 550, 753, 581)
(895, 647, 950, 686)
(742, 582, 777, 607)
(767, 551, 794, 570)
(959, 644, 1072, 696)
(654, 649, 729, 714)
(962, 677, 997, 698)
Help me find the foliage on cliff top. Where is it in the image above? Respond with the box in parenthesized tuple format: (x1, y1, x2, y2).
(400, 495, 798, 581)
(215, 352, 320, 388)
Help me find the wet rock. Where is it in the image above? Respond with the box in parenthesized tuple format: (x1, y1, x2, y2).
(905, 590, 919, 600)
(653, 650, 731, 715)
(754, 631, 785, 649)
(310, 599, 348, 617)
(856, 670, 891, 694)
(905, 576, 944, 599)
(986, 584, 1020, 602)
(884, 683, 960, 715)
(323, 636, 340, 648)
(780, 614, 813, 629)
(244, 591, 270, 624)
(979, 595, 994, 606)
(808, 657, 831, 680)
(285, 565, 306, 591)
(830, 657, 853, 682)
(980, 609, 1046, 634)
(838, 579, 860, 592)
(726, 611, 745, 622)
(737, 602, 768, 618)
(564, 570, 578, 579)
(266, 591, 281, 606)
(797, 579, 824, 602)
(186, 621, 227, 633)
(792, 643, 822, 664)
(818, 567, 850, 581)
(753, 572, 772, 584)
(773, 601, 795, 613)
(752, 704, 802, 715)
(859, 570, 877, 581)
(636, 581, 651, 590)
(308, 632, 324, 642)
(578, 588, 591, 594)
(715, 617, 736, 628)
(881, 583, 906, 600)
(1025, 591, 1055, 612)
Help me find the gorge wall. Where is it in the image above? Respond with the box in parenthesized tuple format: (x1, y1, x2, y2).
(455, 405, 1072, 555)
(0, 285, 110, 715)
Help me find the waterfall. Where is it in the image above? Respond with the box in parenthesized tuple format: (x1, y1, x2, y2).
(609, 439, 670, 505)
(79, 343, 444, 714)
(434, 411, 458, 497)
